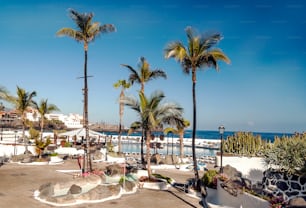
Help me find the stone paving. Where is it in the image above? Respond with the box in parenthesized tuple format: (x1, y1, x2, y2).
(0, 159, 207, 208)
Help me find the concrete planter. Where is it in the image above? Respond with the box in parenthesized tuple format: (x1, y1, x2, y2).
(141, 180, 168, 190)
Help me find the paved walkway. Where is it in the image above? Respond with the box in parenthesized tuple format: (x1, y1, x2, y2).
(0, 159, 206, 208)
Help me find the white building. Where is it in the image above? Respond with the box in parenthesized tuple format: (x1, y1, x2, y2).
(24, 108, 83, 129)
(45, 113, 83, 129)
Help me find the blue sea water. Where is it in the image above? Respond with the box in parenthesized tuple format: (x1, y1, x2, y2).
(103, 130, 293, 157)
(183, 130, 293, 142)
(105, 130, 293, 142)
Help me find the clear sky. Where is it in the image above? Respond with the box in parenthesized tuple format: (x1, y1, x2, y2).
(0, 0, 305, 133)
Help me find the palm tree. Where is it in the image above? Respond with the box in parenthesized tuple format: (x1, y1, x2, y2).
(122, 57, 167, 94)
(6, 86, 37, 153)
(121, 57, 167, 163)
(0, 86, 8, 100)
(57, 9, 115, 173)
(113, 80, 131, 154)
(165, 26, 230, 207)
(164, 119, 190, 162)
(164, 118, 190, 162)
(123, 91, 183, 178)
(35, 99, 59, 141)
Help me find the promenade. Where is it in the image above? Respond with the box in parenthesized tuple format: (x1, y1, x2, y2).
(0, 159, 207, 208)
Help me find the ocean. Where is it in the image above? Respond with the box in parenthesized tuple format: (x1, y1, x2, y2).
(103, 130, 293, 157)
(105, 130, 293, 142)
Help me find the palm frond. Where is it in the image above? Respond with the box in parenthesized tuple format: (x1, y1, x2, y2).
(149, 70, 167, 80)
(69, 9, 93, 32)
(164, 41, 187, 61)
(200, 32, 222, 51)
(99, 24, 116, 33)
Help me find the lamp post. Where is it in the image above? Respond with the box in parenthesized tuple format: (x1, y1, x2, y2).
(218, 125, 225, 173)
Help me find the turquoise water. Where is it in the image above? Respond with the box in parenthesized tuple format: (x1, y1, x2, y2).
(120, 142, 217, 157)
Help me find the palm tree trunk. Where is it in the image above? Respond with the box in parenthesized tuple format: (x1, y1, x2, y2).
(40, 119, 44, 141)
(83, 46, 92, 173)
(118, 91, 124, 153)
(146, 130, 152, 178)
(22, 115, 28, 153)
(179, 132, 184, 162)
(39, 119, 44, 159)
(192, 76, 199, 181)
(192, 72, 208, 208)
(141, 129, 145, 164)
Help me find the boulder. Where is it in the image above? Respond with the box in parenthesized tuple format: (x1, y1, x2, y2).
(223, 165, 242, 178)
(151, 154, 162, 164)
(78, 184, 121, 201)
(121, 180, 136, 192)
(288, 197, 306, 207)
(68, 184, 82, 195)
(38, 182, 54, 199)
(106, 164, 123, 176)
(163, 155, 179, 165)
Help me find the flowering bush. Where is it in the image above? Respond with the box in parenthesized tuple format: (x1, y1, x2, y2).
(218, 173, 229, 181)
(269, 196, 286, 208)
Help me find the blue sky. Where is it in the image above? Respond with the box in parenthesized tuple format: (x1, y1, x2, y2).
(0, 0, 305, 133)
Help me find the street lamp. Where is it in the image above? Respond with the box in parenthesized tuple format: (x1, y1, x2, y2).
(218, 125, 225, 173)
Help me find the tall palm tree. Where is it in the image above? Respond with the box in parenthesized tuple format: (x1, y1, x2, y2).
(6, 86, 37, 153)
(57, 9, 115, 173)
(35, 99, 59, 141)
(165, 27, 230, 206)
(121, 57, 167, 163)
(113, 80, 131, 153)
(121, 57, 167, 94)
(123, 91, 183, 178)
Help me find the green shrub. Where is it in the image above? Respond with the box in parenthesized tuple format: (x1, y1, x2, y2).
(202, 169, 218, 189)
(264, 132, 306, 175)
(152, 173, 173, 184)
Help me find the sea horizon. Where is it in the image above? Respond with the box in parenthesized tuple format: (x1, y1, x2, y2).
(103, 129, 294, 142)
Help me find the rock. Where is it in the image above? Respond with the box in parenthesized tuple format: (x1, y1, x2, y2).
(164, 155, 179, 165)
(121, 180, 136, 192)
(38, 182, 54, 199)
(219, 165, 253, 196)
(106, 164, 123, 176)
(47, 194, 76, 204)
(68, 184, 82, 194)
(223, 165, 242, 178)
(21, 156, 33, 163)
(151, 154, 161, 164)
(288, 197, 306, 207)
(78, 184, 121, 201)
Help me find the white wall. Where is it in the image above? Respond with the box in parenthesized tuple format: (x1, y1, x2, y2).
(215, 155, 268, 183)
(216, 180, 270, 208)
(0, 144, 36, 157)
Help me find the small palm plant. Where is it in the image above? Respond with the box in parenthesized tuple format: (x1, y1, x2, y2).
(123, 91, 183, 179)
(6, 86, 37, 154)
